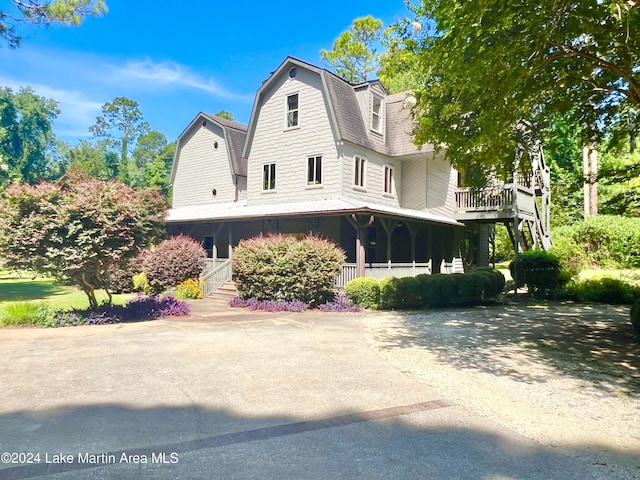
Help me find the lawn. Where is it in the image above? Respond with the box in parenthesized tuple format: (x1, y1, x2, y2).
(0, 270, 133, 311)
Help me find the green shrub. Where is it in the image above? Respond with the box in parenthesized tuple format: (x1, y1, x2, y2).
(379, 277, 401, 310)
(563, 277, 640, 304)
(142, 235, 207, 294)
(493, 224, 515, 262)
(470, 267, 506, 298)
(175, 278, 204, 299)
(548, 229, 587, 275)
(416, 274, 438, 308)
(132, 272, 151, 294)
(510, 250, 562, 299)
(551, 216, 640, 269)
(344, 277, 380, 309)
(0, 301, 54, 327)
(233, 234, 345, 307)
(398, 276, 423, 308)
(631, 300, 640, 342)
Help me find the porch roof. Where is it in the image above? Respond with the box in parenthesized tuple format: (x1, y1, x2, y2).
(166, 198, 463, 227)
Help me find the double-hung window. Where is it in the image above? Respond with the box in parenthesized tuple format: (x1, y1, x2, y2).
(371, 96, 383, 132)
(286, 94, 299, 128)
(263, 163, 276, 191)
(383, 165, 394, 195)
(307, 156, 322, 185)
(354, 156, 366, 188)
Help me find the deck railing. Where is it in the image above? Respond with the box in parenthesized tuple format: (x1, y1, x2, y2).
(455, 186, 514, 212)
(336, 261, 432, 289)
(202, 258, 233, 296)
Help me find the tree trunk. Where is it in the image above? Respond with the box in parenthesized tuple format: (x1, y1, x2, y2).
(583, 144, 598, 217)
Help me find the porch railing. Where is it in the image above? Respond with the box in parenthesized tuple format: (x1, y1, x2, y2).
(202, 258, 233, 296)
(336, 261, 433, 289)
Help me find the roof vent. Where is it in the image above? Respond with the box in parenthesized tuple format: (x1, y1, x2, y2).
(289, 67, 297, 79)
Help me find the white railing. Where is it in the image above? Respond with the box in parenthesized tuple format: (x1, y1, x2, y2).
(336, 261, 433, 288)
(202, 258, 233, 296)
(202, 258, 231, 275)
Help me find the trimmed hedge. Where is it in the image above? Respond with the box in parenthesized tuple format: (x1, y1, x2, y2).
(344, 277, 380, 309)
(233, 234, 345, 307)
(345, 268, 505, 310)
(510, 250, 563, 299)
(561, 277, 640, 305)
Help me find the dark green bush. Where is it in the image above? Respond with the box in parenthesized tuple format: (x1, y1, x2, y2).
(233, 234, 345, 307)
(344, 277, 380, 309)
(398, 276, 423, 308)
(454, 273, 482, 305)
(548, 229, 587, 275)
(563, 277, 640, 305)
(379, 277, 401, 310)
(630, 300, 640, 342)
(510, 250, 562, 299)
(416, 273, 438, 308)
(470, 267, 506, 298)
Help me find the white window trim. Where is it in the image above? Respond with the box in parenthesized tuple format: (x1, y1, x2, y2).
(285, 92, 299, 130)
(262, 162, 276, 192)
(353, 155, 367, 190)
(306, 155, 323, 187)
(383, 164, 395, 197)
(371, 95, 384, 134)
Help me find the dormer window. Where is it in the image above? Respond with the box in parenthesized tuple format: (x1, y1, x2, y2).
(371, 96, 383, 133)
(286, 93, 299, 128)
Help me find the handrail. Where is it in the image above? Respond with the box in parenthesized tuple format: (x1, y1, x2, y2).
(201, 258, 233, 296)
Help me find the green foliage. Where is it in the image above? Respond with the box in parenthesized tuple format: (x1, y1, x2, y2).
(510, 251, 562, 299)
(0, 173, 166, 307)
(214, 110, 235, 121)
(378, 277, 401, 310)
(599, 150, 640, 217)
(562, 277, 640, 305)
(174, 278, 204, 300)
(548, 227, 587, 275)
(233, 234, 345, 307)
(397, 276, 423, 308)
(141, 235, 207, 294)
(320, 15, 384, 83)
(493, 224, 514, 262)
(553, 216, 640, 268)
(0, 301, 54, 327)
(0, 86, 60, 186)
(132, 272, 151, 295)
(344, 277, 380, 309)
(631, 300, 640, 342)
(1, 0, 107, 48)
(404, 0, 640, 187)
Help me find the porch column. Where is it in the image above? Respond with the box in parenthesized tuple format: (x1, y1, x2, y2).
(406, 222, 420, 262)
(348, 215, 374, 278)
(228, 223, 233, 259)
(379, 218, 396, 262)
(211, 223, 225, 260)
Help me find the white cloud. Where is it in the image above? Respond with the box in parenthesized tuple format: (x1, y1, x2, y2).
(114, 59, 254, 101)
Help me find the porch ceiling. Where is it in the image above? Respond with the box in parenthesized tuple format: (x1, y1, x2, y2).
(167, 198, 463, 227)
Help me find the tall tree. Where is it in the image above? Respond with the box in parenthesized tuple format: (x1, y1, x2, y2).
(214, 110, 235, 122)
(320, 15, 384, 83)
(89, 97, 149, 185)
(131, 130, 167, 187)
(403, 0, 640, 187)
(0, 86, 59, 184)
(1, 0, 107, 47)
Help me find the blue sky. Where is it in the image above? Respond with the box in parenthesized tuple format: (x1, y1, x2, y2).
(0, 0, 411, 145)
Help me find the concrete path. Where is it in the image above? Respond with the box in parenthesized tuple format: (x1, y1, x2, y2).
(0, 302, 625, 479)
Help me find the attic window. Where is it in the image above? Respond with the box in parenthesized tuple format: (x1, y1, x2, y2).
(286, 93, 299, 128)
(289, 67, 297, 79)
(214, 141, 219, 149)
(371, 96, 383, 133)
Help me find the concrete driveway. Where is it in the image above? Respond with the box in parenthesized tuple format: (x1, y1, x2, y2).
(0, 302, 627, 479)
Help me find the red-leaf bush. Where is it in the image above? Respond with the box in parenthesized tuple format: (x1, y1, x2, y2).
(141, 235, 207, 294)
(233, 234, 345, 307)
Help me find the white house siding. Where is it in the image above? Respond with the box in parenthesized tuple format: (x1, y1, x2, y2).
(246, 68, 340, 206)
(340, 142, 402, 208)
(237, 176, 247, 200)
(400, 156, 427, 211)
(425, 155, 457, 218)
(172, 123, 236, 208)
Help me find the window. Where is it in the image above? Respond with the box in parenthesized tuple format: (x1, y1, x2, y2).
(371, 96, 383, 132)
(307, 156, 322, 185)
(354, 156, 366, 188)
(286, 93, 299, 128)
(263, 163, 276, 191)
(384, 165, 394, 195)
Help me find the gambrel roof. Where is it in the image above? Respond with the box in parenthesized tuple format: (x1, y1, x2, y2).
(170, 112, 248, 184)
(242, 56, 434, 159)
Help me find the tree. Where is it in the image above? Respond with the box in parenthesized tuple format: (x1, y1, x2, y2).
(0, 86, 60, 185)
(1, 0, 107, 47)
(214, 110, 235, 122)
(403, 1, 640, 187)
(89, 97, 150, 185)
(0, 172, 166, 307)
(320, 15, 384, 83)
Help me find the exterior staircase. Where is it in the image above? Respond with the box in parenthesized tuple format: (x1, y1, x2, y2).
(209, 281, 238, 303)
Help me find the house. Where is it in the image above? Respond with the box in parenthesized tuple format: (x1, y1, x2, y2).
(167, 57, 549, 292)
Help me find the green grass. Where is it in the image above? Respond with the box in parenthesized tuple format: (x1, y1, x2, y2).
(0, 270, 133, 311)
